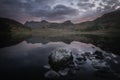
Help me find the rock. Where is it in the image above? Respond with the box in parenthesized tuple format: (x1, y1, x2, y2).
(93, 51, 104, 59)
(84, 52, 91, 57)
(75, 54, 86, 64)
(92, 60, 109, 70)
(58, 68, 69, 76)
(43, 65, 51, 69)
(49, 48, 73, 71)
(69, 68, 77, 75)
(45, 70, 60, 79)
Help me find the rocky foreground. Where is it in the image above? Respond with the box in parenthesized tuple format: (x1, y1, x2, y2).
(44, 41, 120, 80)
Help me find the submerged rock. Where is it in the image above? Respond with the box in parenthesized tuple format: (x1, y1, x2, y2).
(49, 48, 73, 71)
(43, 65, 51, 69)
(58, 68, 69, 76)
(45, 70, 60, 79)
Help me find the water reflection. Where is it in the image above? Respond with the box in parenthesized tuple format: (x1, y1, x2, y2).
(0, 41, 67, 80)
(26, 34, 120, 54)
(0, 41, 120, 80)
(0, 33, 29, 48)
(79, 34, 120, 54)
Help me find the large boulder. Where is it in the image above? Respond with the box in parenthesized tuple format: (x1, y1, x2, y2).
(49, 48, 73, 71)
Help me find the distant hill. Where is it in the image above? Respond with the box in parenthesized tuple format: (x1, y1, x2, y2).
(0, 17, 30, 33)
(24, 20, 74, 29)
(25, 20, 49, 28)
(0, 17, 30, 48)
(62, 20, 73, 25)
(76, 9, 120, 31)
(94, 10, 120, 29)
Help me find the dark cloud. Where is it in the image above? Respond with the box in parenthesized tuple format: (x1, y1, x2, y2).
(0, 0, 120, 23)
(0, 0, 56, 22)
(77, 0, 120, 18)
(77, 0, 95, 9)
(77, 0, 120, 10)
(77, 2, 95, 9)
(0, 0, 54, 11)
(94, 0, 120, 14)
(29, 4, 79, 21)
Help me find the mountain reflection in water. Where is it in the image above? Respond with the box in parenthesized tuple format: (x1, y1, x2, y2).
(0, 41, 120, 80)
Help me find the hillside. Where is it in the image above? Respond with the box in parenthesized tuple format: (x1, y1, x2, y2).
(76, 10, 120, 31)
(0, 17, 30, 48)
(0, 18, 30, 32)
(94, 10, 120, 29)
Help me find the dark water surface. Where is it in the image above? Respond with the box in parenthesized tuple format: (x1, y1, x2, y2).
(0, 35, 120, 80)
(26, 34, 120, 54)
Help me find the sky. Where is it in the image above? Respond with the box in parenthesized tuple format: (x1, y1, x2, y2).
(0, 0, 120, 23)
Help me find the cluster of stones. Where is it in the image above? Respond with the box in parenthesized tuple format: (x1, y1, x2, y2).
(45, 47, 119, 79)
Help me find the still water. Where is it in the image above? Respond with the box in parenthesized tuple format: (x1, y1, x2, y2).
(0, 36, 120, 80)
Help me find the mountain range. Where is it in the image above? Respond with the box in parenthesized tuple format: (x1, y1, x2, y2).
(25, 20, 74, 29)
(24, 9, 120, 31)
(0, 9, 120, 32)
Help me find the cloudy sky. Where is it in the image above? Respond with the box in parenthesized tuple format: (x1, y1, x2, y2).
(0, 0, 120, 23)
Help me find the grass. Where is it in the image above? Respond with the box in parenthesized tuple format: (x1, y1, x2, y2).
(29, 29, 75, 37)
(26, 28, 112, 37)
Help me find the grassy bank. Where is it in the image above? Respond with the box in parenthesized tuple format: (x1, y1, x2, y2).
(27, 28, 112, 37)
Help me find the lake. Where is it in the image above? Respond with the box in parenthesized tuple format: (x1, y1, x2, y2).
(0, 35, 120, 80)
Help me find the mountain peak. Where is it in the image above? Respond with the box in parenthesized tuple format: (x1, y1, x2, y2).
(63, 20, 73, 25)
(40, 20, 49, 23)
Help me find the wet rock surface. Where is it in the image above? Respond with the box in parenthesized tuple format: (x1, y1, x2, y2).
(45, 70, 60, 79)
(49, 48, 73, 71)
(45, 41, 120, 80)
